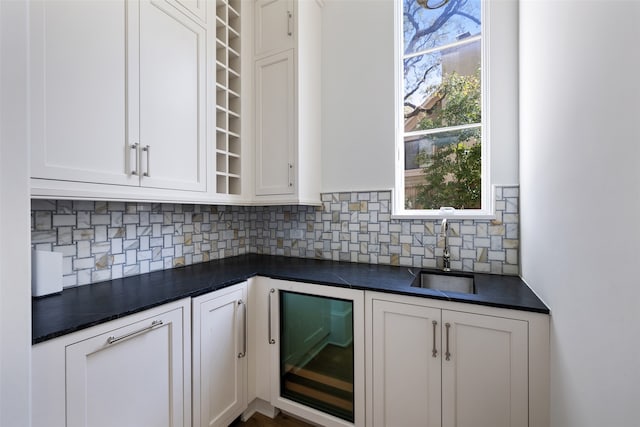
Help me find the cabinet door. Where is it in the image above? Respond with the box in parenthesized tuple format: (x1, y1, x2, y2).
(254, 0, 294, 57)
(138, 0, 207, 191)
(442, 311, 528, 427)
(255, 50, 295, 196)
(370, 300, 442, 427)
(192, 284, 248, 427)
(29, 0, 136, 186)
(65, 307, 188, 427)
(248, 278, 273, 403)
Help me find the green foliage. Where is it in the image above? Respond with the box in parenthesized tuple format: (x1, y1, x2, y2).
(411, 70, 482, 210)
(418, 70, 481, 130)
(414, 136, 481, 209)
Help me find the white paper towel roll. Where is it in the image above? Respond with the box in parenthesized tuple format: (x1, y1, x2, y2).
(31, 250, 63, 297)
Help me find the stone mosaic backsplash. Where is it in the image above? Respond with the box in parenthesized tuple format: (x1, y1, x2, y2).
(31, 187, 519, 288)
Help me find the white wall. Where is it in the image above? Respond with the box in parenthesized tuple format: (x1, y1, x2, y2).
(0, 0, 32, 425)
(520, 1, 640, 426)
(321, 0, 396, 192)
(321, 0, 520, 193)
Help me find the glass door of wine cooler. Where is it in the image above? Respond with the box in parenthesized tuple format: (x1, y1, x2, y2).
(279, 291, 355, 422)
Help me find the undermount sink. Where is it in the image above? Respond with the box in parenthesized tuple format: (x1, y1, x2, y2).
(411, 271, 476, 294)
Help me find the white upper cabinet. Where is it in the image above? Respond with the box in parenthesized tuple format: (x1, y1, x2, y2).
(138, 0, 206, 192)
(170, 0, 207, 24)
(30, 0, 133, 187)
(30, 0, 208, 200)
(254, 0, 294, 58)
(253, 0, 322, 205)
(255, 50, 295, 196)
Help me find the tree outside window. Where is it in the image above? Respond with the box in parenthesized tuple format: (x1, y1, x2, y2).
(401, 0, 483, 211)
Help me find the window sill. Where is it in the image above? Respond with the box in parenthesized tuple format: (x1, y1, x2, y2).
(391, 186, 497, 220)
(391, 209, 496, 221)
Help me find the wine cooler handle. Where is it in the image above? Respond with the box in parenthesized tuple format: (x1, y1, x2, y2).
(268, 288, 276, 344)
(238, 299, 247, 358)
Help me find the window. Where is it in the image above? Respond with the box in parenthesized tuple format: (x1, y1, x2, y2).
(396, 0, 489, 217)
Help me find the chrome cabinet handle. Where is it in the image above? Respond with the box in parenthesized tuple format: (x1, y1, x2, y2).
(130, 143, 139, 176)
(142, 145, 150, 177)
(238, 299, 247, 358)
(268, 288, 276, 344)
(107, 320, 163, 345)
(288, 163, 293, 187)
(445, 322, 451, 361)
(287, 11, 292, 36)
(432, 320, 438, 358)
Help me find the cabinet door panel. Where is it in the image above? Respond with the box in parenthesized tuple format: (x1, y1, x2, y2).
(193, 285, 247, 427)
(171, 0, 207, 23)
(371, 300, 442, 427)
(255, 50, 295, 196)
(30, 0, 135, 185)
(255, 0, 294, 57)
(139, 0, 206, 191)
(442, 311, 528, 427)
(66, 308, 186, 427)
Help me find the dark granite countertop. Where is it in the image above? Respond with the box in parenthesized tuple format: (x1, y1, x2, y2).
(32, 254, 549, 344)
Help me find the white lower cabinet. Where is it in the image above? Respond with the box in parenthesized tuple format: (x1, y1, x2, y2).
(192, 282, 248, 427)
(31, 299, 191, 427)
(32, 281, 549, 427)
(366, 291, 549, 427)
(441, 310, 528, 427)
(370, 301, 443, 427)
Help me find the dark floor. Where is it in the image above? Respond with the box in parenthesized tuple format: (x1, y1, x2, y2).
(231, 412, 314, 427)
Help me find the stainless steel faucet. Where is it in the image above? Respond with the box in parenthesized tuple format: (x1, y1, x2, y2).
(441, 218, 451, 272)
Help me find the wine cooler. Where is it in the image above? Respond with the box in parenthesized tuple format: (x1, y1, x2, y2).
(267, 280, 364, 427)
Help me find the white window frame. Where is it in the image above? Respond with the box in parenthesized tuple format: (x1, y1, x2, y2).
(393, 0, 493, 219)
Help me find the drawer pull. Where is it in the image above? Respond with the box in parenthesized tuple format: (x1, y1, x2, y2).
(107, 320, 163, 345)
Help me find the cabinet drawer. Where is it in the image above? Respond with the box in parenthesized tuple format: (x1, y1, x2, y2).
(32, 299, 191, 427)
